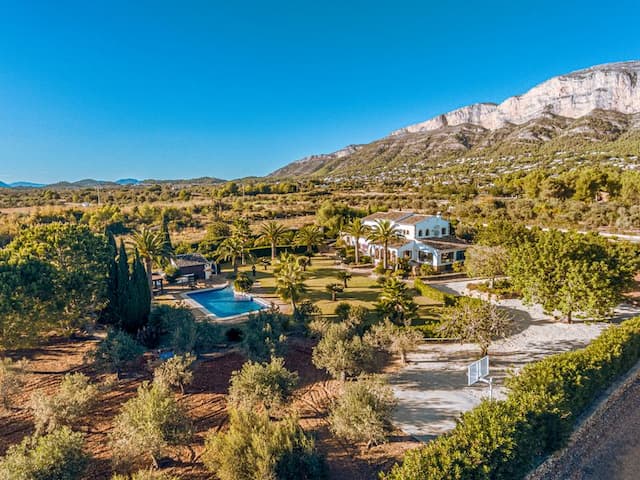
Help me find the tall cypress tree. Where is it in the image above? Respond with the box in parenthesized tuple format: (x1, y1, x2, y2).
(101, 232, 119, 325)
(124, 249, 151, 333)
(116, 242, 131, 330)
(161, 212, 174, 263)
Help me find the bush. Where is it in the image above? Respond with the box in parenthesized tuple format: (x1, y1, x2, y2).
(0, 357, 28, 411)
(233, 272, 254, 293)
(109, 382, 192, 469)
(419, 264, 437, 276)
(329, 375, 396, 448)
(228, 357, 298, 414)
(414, 278, 457, 306)
(0, 427, 89, 480)
(153, 353, 196, 394)
(225, 327, 243, 342)
(383, 316, 640, 480)
(203, 409, 326, 480)
(91, 329, 145, 376)
(31, 373, 99, 434)
(163, 265, 180, 284)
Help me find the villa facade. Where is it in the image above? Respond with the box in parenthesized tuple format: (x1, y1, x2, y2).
(343, 211, 468, 270)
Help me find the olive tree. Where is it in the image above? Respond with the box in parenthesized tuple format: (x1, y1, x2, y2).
(439, 298, 512, 356)
(0, 357, 29, 411)
(312, 323, 373, 381)
(329, 375, 396, 448)
(0, 427, 89, 480)
(228, 357, 298, 414)
(109, 382, 192, 469)
(153, 353, 196, 394)
(203, 409, 326, 480)
(30, 373, 99, 434)
(366, 320, 423, 365)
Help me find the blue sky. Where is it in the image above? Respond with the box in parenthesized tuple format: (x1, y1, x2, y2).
(0, 0, 638, 183)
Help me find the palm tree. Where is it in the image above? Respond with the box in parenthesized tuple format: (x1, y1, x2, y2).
(275, 261, 307, 315)
(325, 283, 344, 301)
(258, 221, 289, 261)
(376, 277, 418, 326)
(215, 236, 244, 274)
(131, 228, 167, 299)
(231, 218, 253, 265)
(336, 270, 352, 288)
(343, 218, 370, 265)
(367, 219, 401, 270)
(295, 224, 324, 255)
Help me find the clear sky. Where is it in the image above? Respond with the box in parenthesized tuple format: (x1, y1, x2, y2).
(0, 0, 638, 183)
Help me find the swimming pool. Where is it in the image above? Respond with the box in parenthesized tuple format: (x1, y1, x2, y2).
(186, 286, 266, 318)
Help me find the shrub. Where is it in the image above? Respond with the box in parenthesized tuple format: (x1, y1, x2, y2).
(163, 265, 180, 284)
(228, 357, 298, 414)
(419, 264, 437, 276)
(109, 382, 192, 469)
(373, 264, 388, 276)
(194, 321, 223, 352)
(294, 299, 321, 325)
(31, 373, 99, 434)
(233, 272, 254, 293)
(203, 409, 326, 480)
(242, 309, 287, 362)
(0, 427, 89, 480)
(334, 302, 352, 321)
(91, 329, 145, 376)
(312, 323, 373, 381)
(0, 357, 29, 411)
(329, 375, 396, 448)
(153, 353, 196, 394)
(383, 316, 640, 480)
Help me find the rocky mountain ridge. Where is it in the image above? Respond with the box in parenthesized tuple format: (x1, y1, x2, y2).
(270, 61, 640, 179)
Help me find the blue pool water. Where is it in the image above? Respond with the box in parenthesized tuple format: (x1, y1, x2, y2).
(187, 286, 265, 318)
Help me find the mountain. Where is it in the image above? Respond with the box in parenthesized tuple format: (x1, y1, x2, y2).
(10, 181, 47, 188)
(270, 61, 640, 179)
(0, 181, 8, 188)
(115, 178, 140, 185)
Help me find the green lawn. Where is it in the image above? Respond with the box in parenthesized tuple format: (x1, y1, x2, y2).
(228, 255, 443, 321)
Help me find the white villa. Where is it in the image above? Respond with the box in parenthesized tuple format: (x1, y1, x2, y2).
(343, 211, 469, 270)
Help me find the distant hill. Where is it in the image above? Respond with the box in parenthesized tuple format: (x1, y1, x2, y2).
(270, 60, 640, 180)
(10, 181, 47, 188)
(115, 178, 141, 185)
(0, 176, 226, 190)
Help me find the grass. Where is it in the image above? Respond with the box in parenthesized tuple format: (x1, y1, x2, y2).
(229, 255, 444, 323)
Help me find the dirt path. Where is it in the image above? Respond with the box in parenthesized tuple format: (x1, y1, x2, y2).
(530, 364, 640, 480)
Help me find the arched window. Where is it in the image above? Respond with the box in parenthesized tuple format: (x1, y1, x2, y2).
(425, 229, 430, 236)
(418, 229, 423, 237)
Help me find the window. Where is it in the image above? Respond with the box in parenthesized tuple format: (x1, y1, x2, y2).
(419, 251, 433, 263)
(418, 229, 423, 237)
(441, 227, 447, 235)
(425, 229, 430, 236)
(441, 252, 454, 263)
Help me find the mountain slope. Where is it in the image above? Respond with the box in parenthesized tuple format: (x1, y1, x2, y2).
(270, 61, 640, 179)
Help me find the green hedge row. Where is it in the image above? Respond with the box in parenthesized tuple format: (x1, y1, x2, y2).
(382, 316, 640, 480)
(414, 278, 458, 306)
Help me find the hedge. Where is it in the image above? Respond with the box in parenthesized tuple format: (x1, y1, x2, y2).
(382, 316, 640, 480)
(414, 278, 458, 306)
